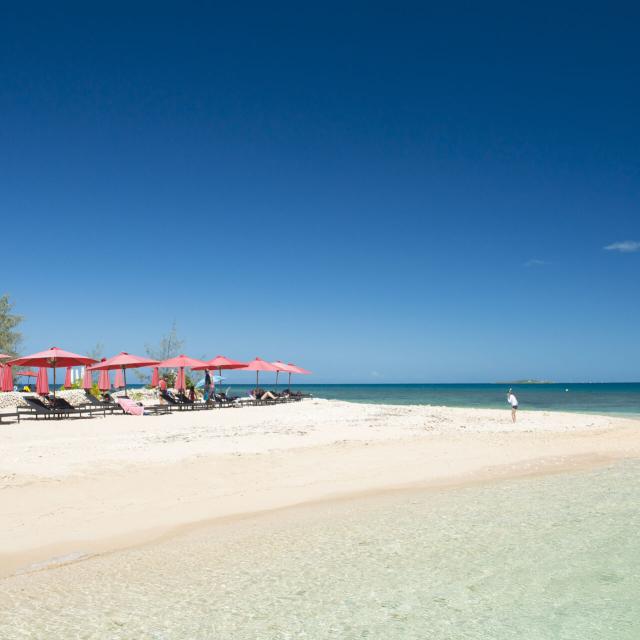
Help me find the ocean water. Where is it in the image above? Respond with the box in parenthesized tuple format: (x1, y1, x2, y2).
(55, 382, 640, 416)
(279, 383, 640, 416)
(2, 462, 640, 639)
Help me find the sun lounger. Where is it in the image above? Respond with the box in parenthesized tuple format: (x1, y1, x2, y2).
(0, 411, 21, 424)
(81, 390, 117, 408)
(19, 396, 118, 420)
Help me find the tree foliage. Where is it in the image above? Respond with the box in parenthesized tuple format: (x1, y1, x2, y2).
(0, 295, 23, 357)
(145, 321, 184, 362)
(86, 342, 104, 361)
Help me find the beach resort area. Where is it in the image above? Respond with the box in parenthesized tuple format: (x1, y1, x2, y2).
(2, 349, 640, 637)
(3, 2, 640, 638)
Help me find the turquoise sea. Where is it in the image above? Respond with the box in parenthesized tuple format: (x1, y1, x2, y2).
(2, 461, 639, 639)
(238, 383, 640, 416)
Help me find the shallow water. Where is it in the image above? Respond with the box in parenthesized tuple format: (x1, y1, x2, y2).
(2, 462, 640, 639)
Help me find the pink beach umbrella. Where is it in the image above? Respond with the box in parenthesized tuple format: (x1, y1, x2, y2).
(9, 347, 96, 397)
(192, 355, 247, 395)
(282, 362, 311, 389)
(151, 367, 159, 387)
(271, 361, 300, 388)
(36, 367, 50, 395)
(2, 364, 13, 392)
(82, 367, 93, 390)
(157, 354, 208, 393)
(89, 352, 159, 397)
(243, 357, 279, 388)
(64, 367, 73, 388)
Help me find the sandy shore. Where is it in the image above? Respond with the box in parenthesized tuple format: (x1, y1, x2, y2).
(2, 398, 639, 578)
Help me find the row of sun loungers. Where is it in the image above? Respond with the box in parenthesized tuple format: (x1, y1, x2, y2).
(0, 389, 311, 423)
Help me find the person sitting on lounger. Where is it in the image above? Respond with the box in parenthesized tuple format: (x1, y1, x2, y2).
(188, 385, 196, 402)
(251, 387, 277, 401)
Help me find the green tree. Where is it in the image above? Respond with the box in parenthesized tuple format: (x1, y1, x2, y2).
(0, 295, 23, 357)
(138, 321, 186, 384)
(86, 342, 104, 361)
(145, 321, 184, 362)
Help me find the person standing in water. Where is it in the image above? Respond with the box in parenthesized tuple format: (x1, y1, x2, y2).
(507, 388, 519, 423)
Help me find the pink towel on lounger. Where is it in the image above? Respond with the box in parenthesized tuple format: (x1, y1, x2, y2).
(117, 397, 145, 416)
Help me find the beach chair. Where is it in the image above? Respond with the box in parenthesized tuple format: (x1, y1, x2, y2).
(0, 411, 21, 424)
(19, 396, 69, 419)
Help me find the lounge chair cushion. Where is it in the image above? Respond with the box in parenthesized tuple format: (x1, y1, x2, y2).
(117, 397, 145, 416)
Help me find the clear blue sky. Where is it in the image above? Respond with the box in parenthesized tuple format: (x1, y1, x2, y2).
(2, 2, 638, 382)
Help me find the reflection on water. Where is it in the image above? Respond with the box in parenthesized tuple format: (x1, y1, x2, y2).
(2, 463, 640, 639)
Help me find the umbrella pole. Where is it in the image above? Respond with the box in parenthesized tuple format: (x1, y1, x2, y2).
(123, 367, 127, 397)
(276, 371, 279, 389)
(288, 372, 291, 391)
(53, 366, 56, 398)
(256, 371, 259, 389)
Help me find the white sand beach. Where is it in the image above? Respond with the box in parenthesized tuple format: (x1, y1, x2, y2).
(2, 399, 640, 578)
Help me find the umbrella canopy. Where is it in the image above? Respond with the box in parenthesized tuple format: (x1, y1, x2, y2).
(283, 362, 311, 389)
(82, 367, 93, 390)
(88, 352, 160, 371)
(16, 369, 37, 378)
(192, 355, 247, 371)
(89, 352, 160, 396)
(9, 347, 96, 368)
(157, 354, 209, 369)
(64, 367, 73, 388)
(9, 347, 97, 397)
(0, 353, 11, 360)
(151, 367, 159, 387)
(243, 357, 279, 388)
(36, 367, 49, 395)
(272, 361, 297, 373)
(287, 363, 311, 375)
(2, 365, 13, 392)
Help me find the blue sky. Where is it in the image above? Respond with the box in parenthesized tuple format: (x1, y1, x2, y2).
(1, 2, 638, 382)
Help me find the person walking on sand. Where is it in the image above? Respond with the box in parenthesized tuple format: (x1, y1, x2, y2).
(507, 388, 519, 423)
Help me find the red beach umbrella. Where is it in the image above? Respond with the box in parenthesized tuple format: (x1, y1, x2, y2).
(192, 355, 247, 391)
(285, 363, 311, 389)
(64, 367, 73, 388)
(82, 367, 93, 390)
(157, 354, 208, 393)
(192, 355, 247, 392)
(0, 354, 11, 360)
(9, 347, 97, 397)
(2, 365, 13, 391)
(271, 361, 297, 388)
(157, 354, 209, 369)
(243, 357, 279, 388)
(151, 367, 159, 387)
(36, 367, 50, 395)
(89, 352, 160, 396)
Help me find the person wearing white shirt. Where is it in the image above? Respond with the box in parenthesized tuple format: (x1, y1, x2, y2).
(507, 389, 518, 423)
